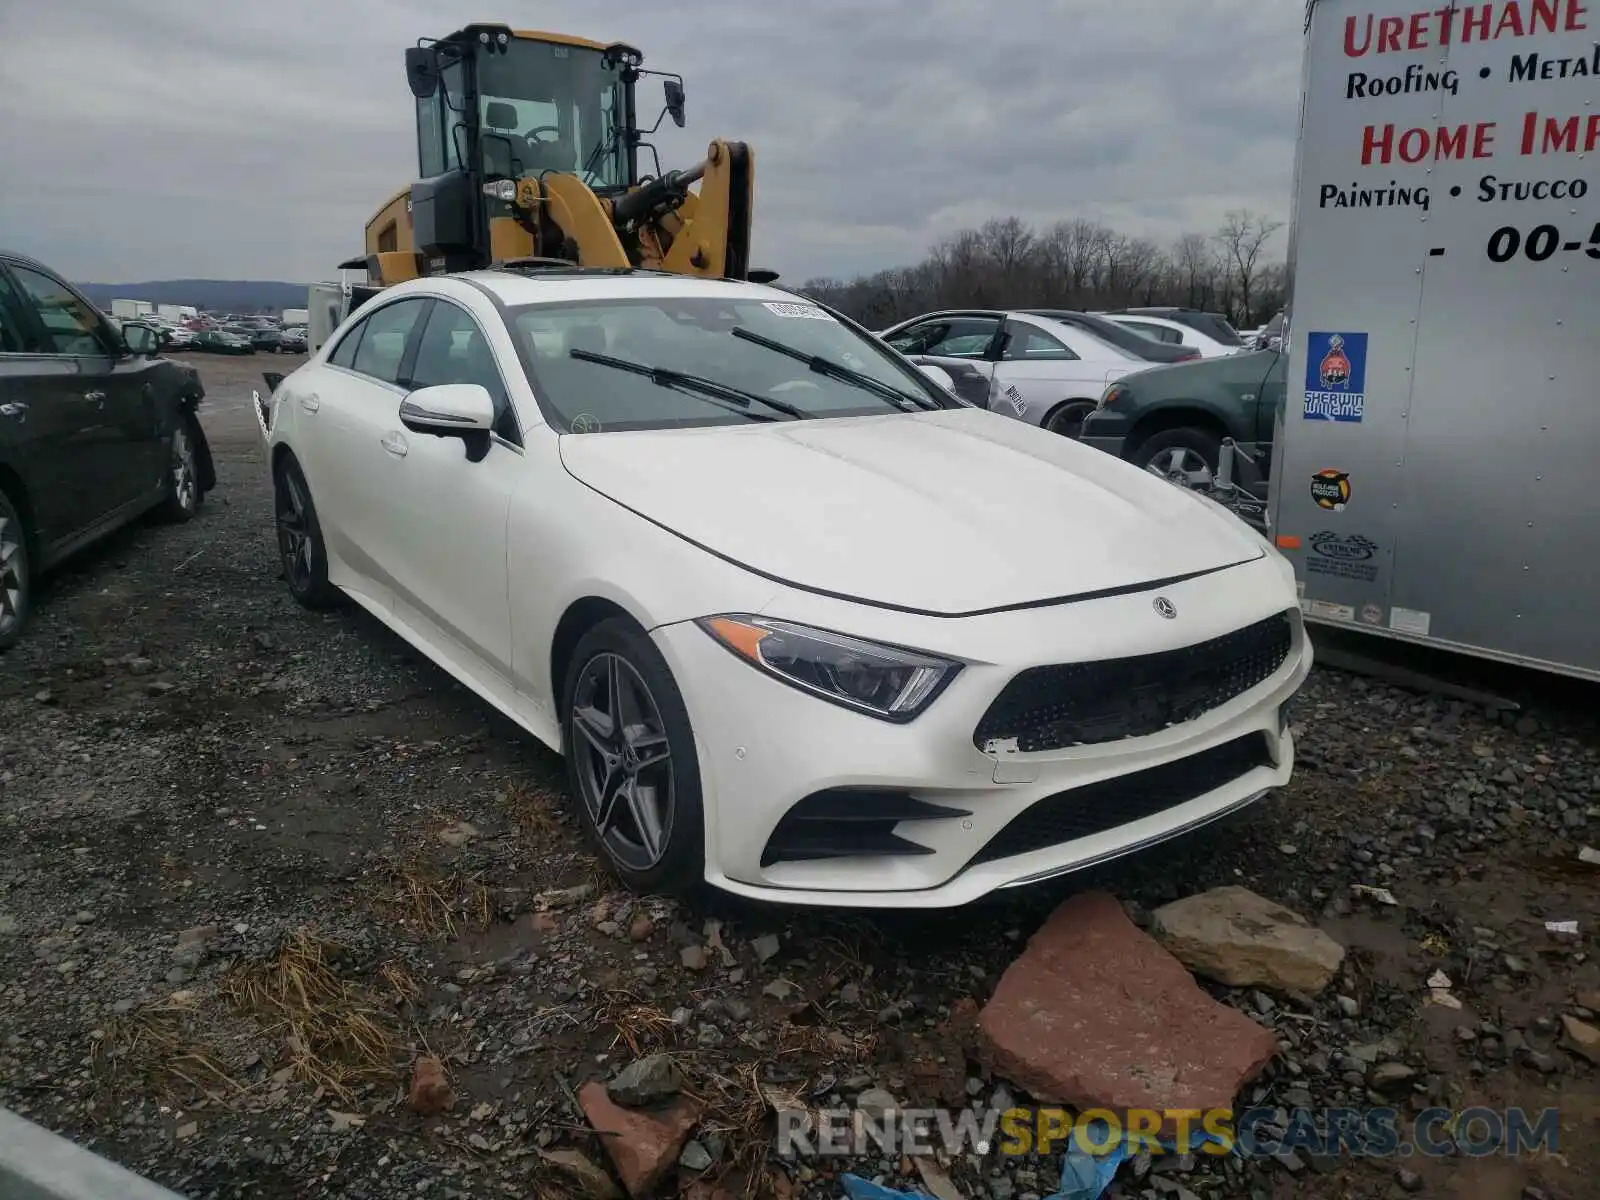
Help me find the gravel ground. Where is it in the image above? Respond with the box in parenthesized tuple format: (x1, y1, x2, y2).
(1, 352, 1596, 1200)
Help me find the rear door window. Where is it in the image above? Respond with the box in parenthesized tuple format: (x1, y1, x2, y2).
(346, 299, 430, 384)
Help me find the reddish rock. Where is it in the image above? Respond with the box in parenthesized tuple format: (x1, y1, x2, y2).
(530, 911, 560, 934)
(579, 1080, 700, 1198)
(407, 1055, 455, 1115)
(976, 891, 1277, 1126)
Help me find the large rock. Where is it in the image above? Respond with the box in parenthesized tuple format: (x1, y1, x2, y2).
(976, 891, 1277, 1123)
(580, 1080, 700, 1198)
(1150, 886, 1345, 995)
(607, 1053, 683, 1107)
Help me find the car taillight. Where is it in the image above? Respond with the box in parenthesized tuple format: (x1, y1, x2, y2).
(1179, 348, 1201, 361)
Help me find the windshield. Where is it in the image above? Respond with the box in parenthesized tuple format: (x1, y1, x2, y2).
(506, 296, 955, 432)
(475, 39, 626, 191)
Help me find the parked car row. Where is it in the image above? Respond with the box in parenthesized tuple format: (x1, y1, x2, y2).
(4, 253, 1309, 912)
(872, 303, 1279, 496)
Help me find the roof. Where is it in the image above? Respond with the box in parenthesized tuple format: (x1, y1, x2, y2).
(440, 268, 798, 307)
(510, 29, 616, 52)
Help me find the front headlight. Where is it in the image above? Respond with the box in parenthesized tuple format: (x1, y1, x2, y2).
(696, 615, 961, 722)
(1098, 383, 1128, 410)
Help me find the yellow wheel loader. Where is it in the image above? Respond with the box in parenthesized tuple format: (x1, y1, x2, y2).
(342, 22, 770, 289)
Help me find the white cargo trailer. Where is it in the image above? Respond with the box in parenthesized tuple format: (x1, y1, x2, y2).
(110, 298, 154, 319)
(281, 307, 309, 326)
(1271, 0, 1599, 681)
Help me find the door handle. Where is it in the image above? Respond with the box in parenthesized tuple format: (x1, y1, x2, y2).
(83, 390, 106, 406)
(381, 431, 408, 458)
(0, 402, 26, 420)
(301, 393, 320, 413)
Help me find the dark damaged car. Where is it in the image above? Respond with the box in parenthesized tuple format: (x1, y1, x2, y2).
(0, 250, 215, 651)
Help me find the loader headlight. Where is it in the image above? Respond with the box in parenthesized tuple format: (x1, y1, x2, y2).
(482, 180, 517, 201)
(697, 615, 961, 722)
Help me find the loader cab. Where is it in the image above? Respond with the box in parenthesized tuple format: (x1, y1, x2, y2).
(393, 24, 673, 282)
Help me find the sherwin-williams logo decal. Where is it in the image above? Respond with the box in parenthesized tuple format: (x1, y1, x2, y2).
(1303, 331, 1368, 422)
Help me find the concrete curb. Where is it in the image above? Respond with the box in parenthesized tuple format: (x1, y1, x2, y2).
(0, 1107, 185, 1200)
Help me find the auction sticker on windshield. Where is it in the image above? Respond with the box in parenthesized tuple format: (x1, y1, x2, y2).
(763, 302, 833, 320)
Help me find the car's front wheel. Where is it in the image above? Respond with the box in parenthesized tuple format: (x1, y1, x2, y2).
(561, 618, 705, 896)
(273, 455, 339, 609)
(0, 488, 31, 653)
(1133, 427, 1222, 490)
(157, 416, 203, 522)
(1045, 400, 1097, 440)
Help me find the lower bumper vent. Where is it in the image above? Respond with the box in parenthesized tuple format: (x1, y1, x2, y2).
(967, 732, 1273, 867)
(761, 789, 970, 867)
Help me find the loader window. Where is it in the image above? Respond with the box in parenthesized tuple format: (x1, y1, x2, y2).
(475, 40, 627, 190)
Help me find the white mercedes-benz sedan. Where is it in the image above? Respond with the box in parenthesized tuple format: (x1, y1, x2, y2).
(254, 268, 1311, 908)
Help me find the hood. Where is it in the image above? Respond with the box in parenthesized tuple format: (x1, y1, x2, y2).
(557, 410, 1262, 616)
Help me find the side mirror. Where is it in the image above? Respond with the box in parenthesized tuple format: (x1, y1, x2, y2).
(122, 322, 161, 357)
(399, 383, 495, 433)
(664, 79, 686, 128)
(406, 46, 439, 99)
(915, 363, 955, 390)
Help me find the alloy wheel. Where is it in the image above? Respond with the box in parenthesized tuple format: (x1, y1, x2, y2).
(0, 513, 24, 639)
(570, 652, 675, 872)
(1146, 446, 1214, 489)
(1047, 402, 1094, 440)
(275, 470, 315, 591)
(171, 425, 198, 512)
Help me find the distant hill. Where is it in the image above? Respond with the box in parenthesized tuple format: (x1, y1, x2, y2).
(74, 279, 309, 314)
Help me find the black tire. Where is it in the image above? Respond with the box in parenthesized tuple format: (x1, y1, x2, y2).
(1044, 399, 1097, 440)
(157, 413, 204, 523)
(561, 617, 705, 896)
(1131, 427, 1222, 489)
(0, 487, 30, 653)
(273, 455, 340, 609)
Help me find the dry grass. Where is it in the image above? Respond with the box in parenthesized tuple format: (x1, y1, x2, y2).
(221, 928, 401, 1103)
(595, 991, 681, 1056)
(369, 858, 493, 940)
(774, 1020, 879, 1063)
(377, 960, 423, 1007)
(500, 782, 567, 839)
(692, 1061, 782, 1190)
(91, 998, 241, 1102)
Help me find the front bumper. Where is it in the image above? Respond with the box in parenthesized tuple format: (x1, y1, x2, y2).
(652, 556, 1312, 908)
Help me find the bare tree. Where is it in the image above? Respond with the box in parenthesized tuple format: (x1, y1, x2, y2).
(1212, 209, 1285, 327)
(797, 212, 1288, 331)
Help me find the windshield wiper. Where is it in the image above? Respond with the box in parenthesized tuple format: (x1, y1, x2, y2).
(569, 348, 811, 421)
(730, 327, 938, 412)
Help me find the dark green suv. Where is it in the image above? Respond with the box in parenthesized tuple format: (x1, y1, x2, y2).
(1078, 347, 1285, 490)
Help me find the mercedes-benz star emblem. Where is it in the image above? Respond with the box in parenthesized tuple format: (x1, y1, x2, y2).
(1153, 597, 1177, 620)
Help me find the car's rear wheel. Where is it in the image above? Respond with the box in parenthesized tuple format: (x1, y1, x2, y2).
(274, 456, 339, 609)
(157, 416, 203, 522)
(1133, 428, 1222, 489)
(561, 618, 705, 896)
(1045, 400, 1097, 440)
(0, 488, 30, 653)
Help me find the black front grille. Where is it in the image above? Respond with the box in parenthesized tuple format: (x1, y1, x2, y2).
(973, 610, 1293, 753)
(967, 732, 1273, 866)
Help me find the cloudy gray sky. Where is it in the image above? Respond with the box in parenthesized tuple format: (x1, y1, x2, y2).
(0, 0, 1302, 285)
